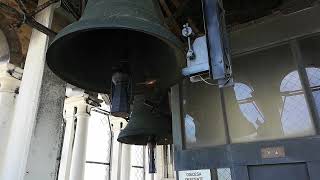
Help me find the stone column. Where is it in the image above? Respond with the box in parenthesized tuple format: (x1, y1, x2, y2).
(110, 117, 129, 180)
(155, 146, 165, 180)
(24, 64, 66, 180)
(120, 143, 131, 180)
(0, 1, 56, 179)
(68, 94, 92, 180)
(0, 63, 22, 164)
(57, 101, 77, 180)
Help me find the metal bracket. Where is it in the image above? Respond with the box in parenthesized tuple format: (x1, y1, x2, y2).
(182, 36, 209, 79)
(181, 0, 233, 87)
(202, 0, 232, 82)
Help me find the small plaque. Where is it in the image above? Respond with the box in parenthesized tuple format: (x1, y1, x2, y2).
(179, 169, 211, 180)
(261, 146, 286, 159)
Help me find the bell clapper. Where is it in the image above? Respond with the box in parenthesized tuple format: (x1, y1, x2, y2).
(147, 137, 157, 174)
(110, 71, 130, 118)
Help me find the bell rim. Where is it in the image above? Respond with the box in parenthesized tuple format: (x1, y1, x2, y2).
(47, 17, 184, 93)
(117, 128, 172, 145)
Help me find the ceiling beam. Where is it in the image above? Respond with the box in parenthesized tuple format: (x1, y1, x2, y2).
(169, 0, 200, 35)
(159, 0, 181, 36)
(29, 0, 60, 16)
(0, 2, 57, 37)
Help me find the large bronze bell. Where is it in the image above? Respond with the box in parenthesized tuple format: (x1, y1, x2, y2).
(46, 0, 180, 172)
(46, 0, 184, 94)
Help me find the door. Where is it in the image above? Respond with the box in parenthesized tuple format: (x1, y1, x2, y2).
(248, 164, 309, 180)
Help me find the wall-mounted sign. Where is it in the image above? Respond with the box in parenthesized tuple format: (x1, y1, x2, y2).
(261, 146, 286, 159)
(179, 169, 211, 180)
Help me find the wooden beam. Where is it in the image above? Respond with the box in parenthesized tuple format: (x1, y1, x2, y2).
(15, 0, 28, 13)
(171, 0, 181, 8)
(169, 0, 200, 35)
(0, 2, 57, 37)
(159, 0, 181, 36)
(29, 0, 60, 16)
(167, 0, 191, 22)
(159, 0, 172, 17)
(187, 18, 200, 35)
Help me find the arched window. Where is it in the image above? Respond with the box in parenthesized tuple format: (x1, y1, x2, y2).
(279, 68, 318, 136)
(234, 83, 264, 129)
(0, 30, 10, 63)
(184, 113, 197, 144)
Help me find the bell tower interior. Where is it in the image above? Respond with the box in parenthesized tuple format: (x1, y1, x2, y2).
(0, 0, 320, 180)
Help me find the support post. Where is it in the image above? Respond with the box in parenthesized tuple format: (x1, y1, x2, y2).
(68, 94, 92, 180)
(202, 0, 231, 83)
(110, 117, 128, 180)
(24, 64, 66, 180)
(57, 101, 77, 180)
(155, 146, 165, 180)
(290, 40, 320, 134)
(120, 144, 131, 180)
(0, 0, 56, 179)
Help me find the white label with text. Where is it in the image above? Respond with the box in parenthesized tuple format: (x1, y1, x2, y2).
(179, 169, 211, 180)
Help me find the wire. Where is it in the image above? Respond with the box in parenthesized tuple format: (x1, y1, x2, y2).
(197, 75, 219, 86)
(196, 75, 232, 87)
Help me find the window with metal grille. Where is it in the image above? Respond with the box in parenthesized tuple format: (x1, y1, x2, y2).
(224, 44, 318, 143)
(306, 67, 320, 118)
(84, 107, 112, 180)
(234, 83, 264, 129)
(217, 168, 232, 180)
(130, 145, 145, 180)
(280, 69, 317, 137)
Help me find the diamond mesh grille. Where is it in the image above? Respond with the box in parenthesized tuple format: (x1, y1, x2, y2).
(130, 145, 145, 180)
(217, 168, 232, 180)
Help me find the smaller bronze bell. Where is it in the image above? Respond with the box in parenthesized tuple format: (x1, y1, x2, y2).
(118, 95, 172, 173)
(117, 95, 172, 145)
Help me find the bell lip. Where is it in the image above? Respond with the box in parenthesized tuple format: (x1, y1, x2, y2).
(117, 129, 173, 145)
(46, 17, 185, 93)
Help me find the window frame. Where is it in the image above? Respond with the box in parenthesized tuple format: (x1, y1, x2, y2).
(172, 39, 320, 172)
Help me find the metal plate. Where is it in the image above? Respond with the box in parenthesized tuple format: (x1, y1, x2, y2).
(261, 146, 286, 159)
